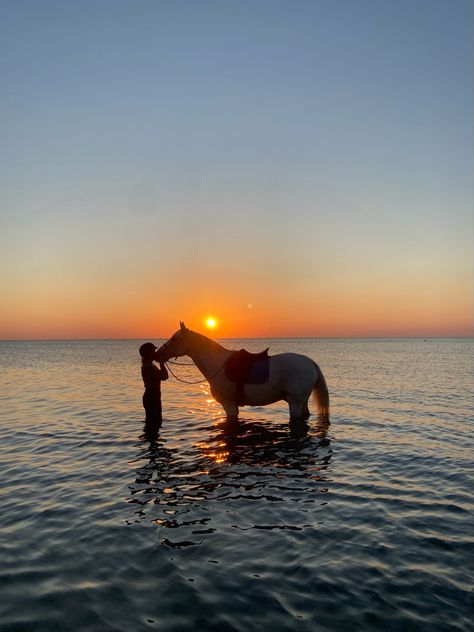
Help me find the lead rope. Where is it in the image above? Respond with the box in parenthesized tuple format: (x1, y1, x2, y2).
(165, 359, 227, 385)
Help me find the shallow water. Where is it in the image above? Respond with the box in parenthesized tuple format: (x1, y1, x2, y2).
(0, 338, 473, 632)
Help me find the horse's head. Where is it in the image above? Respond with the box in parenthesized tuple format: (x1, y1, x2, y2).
(154, 321, 191, 361)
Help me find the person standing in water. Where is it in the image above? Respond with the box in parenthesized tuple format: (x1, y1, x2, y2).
(139, 342, 168, 425)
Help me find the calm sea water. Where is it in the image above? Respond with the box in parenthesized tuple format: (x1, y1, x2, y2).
(0, 338, 472, 632)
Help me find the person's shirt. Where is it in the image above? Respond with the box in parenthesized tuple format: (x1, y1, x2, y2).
(141, 361, 168, 390)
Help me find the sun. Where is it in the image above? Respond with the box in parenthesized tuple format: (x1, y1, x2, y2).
(205, 317, 217, 329)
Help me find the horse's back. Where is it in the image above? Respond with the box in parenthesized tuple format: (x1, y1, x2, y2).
(271, 352, 315, 365)
(269, 352, 317, 380)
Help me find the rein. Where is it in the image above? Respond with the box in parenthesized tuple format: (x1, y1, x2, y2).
(166, 359, 195, 366)
(165, 359, 227, 385)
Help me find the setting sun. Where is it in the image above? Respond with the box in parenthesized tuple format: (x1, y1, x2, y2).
(205, 317, 218, 329)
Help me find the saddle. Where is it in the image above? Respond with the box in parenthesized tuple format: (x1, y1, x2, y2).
(224, 348, 270, 406)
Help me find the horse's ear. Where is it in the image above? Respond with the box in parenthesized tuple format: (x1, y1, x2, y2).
(180, 321, 187, 331)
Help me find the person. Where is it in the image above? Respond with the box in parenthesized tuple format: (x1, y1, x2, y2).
(139, 342, 168, 425)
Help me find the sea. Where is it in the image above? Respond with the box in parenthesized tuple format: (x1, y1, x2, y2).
(0, 338, 472, 632)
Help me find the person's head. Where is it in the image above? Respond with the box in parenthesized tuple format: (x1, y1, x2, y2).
(139, 342, 156, 362)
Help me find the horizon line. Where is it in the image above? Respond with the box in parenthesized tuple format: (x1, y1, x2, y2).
(1, 335, 473, 342)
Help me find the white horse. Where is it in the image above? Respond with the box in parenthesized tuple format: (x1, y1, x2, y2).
(155, 322, 329, 423)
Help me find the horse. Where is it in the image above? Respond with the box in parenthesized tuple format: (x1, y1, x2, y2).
(155, 322, 329, 423)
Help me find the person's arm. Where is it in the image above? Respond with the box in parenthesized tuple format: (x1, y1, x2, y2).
(159, 362, 169, 381)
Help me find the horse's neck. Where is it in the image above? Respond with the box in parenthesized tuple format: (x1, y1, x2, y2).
(188, 334, 232, 378)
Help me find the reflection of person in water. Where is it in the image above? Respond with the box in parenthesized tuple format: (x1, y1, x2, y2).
(139, 342, 168, 425)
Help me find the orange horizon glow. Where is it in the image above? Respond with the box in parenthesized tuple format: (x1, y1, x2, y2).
(1, 289, 472, 340)
(1, 241, 472, 341)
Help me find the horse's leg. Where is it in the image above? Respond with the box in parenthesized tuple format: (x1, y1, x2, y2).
(287, 400, 305, 422)
(302, 401, 310, 421)
(221, 400, 239, 421)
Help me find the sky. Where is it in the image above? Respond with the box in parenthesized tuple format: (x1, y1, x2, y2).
(1, 0, 472, 339)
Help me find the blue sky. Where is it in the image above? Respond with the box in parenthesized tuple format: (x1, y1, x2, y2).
(1, 0, 472, 337)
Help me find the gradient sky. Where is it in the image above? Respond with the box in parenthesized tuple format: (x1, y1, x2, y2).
(1, 0, 472, 339)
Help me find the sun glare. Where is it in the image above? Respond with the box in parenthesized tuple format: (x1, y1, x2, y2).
(205, 317, 217, 329)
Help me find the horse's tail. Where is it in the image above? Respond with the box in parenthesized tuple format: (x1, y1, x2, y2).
(312, 362, 330, 418)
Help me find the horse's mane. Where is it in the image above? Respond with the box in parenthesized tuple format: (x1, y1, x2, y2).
(187, 329, 227, 354)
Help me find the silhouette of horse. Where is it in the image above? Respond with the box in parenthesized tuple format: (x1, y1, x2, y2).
(155, 322, 329, 423)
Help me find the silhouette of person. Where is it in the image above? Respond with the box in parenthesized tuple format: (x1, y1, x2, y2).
(139, 342, 168, 426)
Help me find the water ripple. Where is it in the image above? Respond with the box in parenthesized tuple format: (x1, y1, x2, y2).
(0, 338, 472, 632)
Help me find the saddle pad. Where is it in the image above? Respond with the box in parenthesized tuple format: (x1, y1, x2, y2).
(247, 358, 270, 384)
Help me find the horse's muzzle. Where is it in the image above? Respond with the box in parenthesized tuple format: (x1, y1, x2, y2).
(154, 348, 166, 362)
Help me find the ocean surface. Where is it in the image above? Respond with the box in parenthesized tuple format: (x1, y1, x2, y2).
(0, 338, 472, 632)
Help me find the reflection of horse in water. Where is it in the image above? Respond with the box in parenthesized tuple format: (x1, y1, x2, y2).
(205, 416, 331, 467)
(155, 322, 329, 423)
